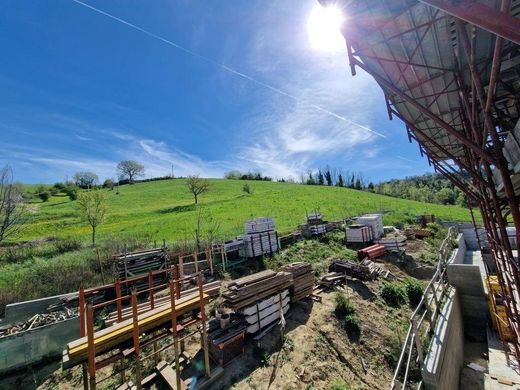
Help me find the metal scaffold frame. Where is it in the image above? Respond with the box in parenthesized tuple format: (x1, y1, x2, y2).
(320, 0, 520, 366)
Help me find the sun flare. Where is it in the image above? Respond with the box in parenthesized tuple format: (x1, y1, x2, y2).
(307, 5, 345, 52)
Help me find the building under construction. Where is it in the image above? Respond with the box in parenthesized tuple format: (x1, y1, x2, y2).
(319, 0, 520, 388)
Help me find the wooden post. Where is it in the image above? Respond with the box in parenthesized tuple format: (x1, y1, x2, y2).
(411, 318, 424, 365)
(96, 249, 105, 285)
(207, 249, 213, 275)
(174, 265, 181, 299)
(82, 363, 88, 390)
(148, 272, 155, 310)
(179, 255, 184, 278)
(115, 279, 122, 323)
(169, 281, 182, 390)
(194, 252, 199, 274)
(198, 274, 211, 376)
(131, 291, 142, 389)
(86, 304, 96, 390)
(79, 287, 86, 337)
(221, 245, 226, 272)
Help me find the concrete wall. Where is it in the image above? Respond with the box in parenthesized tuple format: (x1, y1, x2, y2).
(0, 316, 79, 375)
(1, 293, 75, 326)
(447, 234, 488, 341)
(422, 288, 464, 390)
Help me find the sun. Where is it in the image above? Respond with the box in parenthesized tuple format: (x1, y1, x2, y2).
(307, 5, 346, 52)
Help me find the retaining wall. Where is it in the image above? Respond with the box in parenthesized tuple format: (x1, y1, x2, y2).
(422, 288, 464, 390)
(0, 316, 79, 375)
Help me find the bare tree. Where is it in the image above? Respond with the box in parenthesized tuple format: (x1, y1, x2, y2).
(117, 160, 145, 183)
(77, 190, 107, 245)
(0, 166, 27, 243)
(186, 175, 210, 204)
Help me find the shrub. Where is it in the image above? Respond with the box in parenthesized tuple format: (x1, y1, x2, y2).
(55, 237, 83, 253)
(65, 186, 78, 200)
(103, 179, 115, 189)
(242, 182, 252, 194)
(405, 279, 424, 307)
(38, 191, 50, 202)
(344, 314, 361, 337)
(53, 182, 66, 190)
(335, 291, 355, 319)
(328, 379, 352, 390)
(381, 283, 407, 307)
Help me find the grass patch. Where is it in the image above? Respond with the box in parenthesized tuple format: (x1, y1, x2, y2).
(381, 282, 407, 307)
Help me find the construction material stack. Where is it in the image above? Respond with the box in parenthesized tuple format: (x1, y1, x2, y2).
(222, 270, 292, 334)
(207, 313, 247, 367)
(329, 259, 384, 281)
(346, 224, 373, 244)
(376, 235, 407, 251)
(355, 214, 384, 239)
(225, 217, 278, 258)
(358, 244, 386, 260)
(280, 262, 314, 302)
(300, 212, 328, 237)
(112, 248, 170, 281)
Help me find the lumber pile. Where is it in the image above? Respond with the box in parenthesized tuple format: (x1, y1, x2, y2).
(112, 248, 170, 280)
(280, 262, 314, 302)
(244, 217, 276, 233)
(358, 244, 386, 260)
(0, 308, 78, 338)
(222, 270, 292, 310)
(279, 231, 303, 248)
(329, 259, 384, 281)
(300, 212, 329, 237)
(346, 224, 373, 244)
(319, 272, 345, 288)
(405, 228, 432, 238)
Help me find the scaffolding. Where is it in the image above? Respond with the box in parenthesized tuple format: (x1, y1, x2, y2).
(320, 0, 520, 365)
(67, 273, 211, 390)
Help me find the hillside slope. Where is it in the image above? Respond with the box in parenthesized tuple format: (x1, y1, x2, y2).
(20, 179, 472, 243)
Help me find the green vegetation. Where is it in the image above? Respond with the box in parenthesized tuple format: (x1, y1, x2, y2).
(372, 172, 466, 206)
(13, 179, 471, 244)
(334, 291, 355, 319)
(328, 379, 352, 390)
(380, 283, 407, 307)
(343, 314, 361, 337)
(405, 278, 425, 307)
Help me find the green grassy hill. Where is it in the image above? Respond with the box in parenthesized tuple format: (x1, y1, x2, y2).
(20, 178, 472, 243)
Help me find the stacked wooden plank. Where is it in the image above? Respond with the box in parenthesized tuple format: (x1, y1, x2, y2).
(240, 290, 290, 333)
(358, 244, 386, 259)
(112, 248, 170, 280)
(222, 270, 292, 310)
(300, 212, 329, 237)
(319, 272, 345, 288)
(404, 228, 432, 238)
(346, 224, 373, 244)
(356, 214, 384, 239)
(329, 259, 384, 281)
(280, 262, 314, 302)
(376, 235, 407, 251)
(279, 231, 303, 248)
(0, 307, 78, 337)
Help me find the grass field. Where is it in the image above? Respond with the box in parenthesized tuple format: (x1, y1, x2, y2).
(0, 179, 472, 314)
(19, 178, 473, 244)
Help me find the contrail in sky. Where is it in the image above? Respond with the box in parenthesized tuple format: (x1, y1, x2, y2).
(71, 0, 386, 138)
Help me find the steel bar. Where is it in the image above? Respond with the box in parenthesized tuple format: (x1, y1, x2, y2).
(419, 0, 520, 45)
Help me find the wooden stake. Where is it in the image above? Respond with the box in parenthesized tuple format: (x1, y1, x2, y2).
(169, 281, 182, 390)
(198, 274, 211, 376)
(131, 291, 142, 390)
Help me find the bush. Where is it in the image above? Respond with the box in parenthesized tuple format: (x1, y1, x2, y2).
(38, 191, 50, 202)
(55, 237, 83, 253)
(335, 291, 355, 319)
(53, 182, 66, 190)
(242, 182, 252, 194)
(344, 314, 361, 337)
(103, 179, 115, 189)
(380, 283, 407, 307)
(405, 279, 424, 307)
(65, 186, 78, 200)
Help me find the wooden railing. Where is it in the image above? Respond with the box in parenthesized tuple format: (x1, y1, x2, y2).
(390, 226, 458, 389)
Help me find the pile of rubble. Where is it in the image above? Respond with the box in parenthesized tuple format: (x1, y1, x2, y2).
(0, 307, 78, 337)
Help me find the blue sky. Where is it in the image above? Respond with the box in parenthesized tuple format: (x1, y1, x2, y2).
(0, 0, 432, 184)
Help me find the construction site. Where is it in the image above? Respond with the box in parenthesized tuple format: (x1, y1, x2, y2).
(1, 0, 520, 389)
